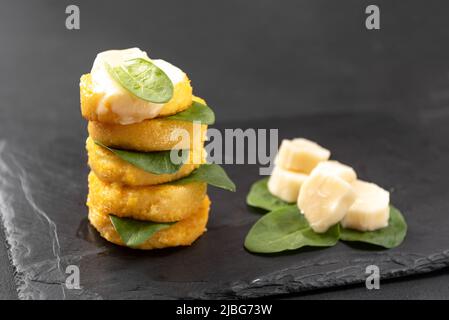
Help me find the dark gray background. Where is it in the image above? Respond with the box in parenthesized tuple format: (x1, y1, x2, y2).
(1, 0, 449, 299)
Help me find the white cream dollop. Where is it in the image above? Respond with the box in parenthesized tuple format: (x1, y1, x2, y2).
(90, 48, 185, 125)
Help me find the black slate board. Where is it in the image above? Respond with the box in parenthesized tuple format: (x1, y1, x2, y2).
(0, 112, 448, 299)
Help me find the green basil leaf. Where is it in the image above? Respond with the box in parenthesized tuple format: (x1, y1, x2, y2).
(95, 141, 188, 174)
(244, 205, 340, 253)
(109, 215, 173, 247)
(340, 206, 407, 248)
(165, 101, 215, 125)
(106, 58, 173, 103)
(172, 163, 236, 192)
(246, 177, 292, 211)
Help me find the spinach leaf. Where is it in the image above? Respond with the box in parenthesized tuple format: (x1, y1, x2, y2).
(246, 177, 291, 211)
(340, 206, 407, 248)
(245, 178, 407, 250)
(172, 163, 236, 192)
(106, 58, 173, 103)
(95, 141, 188, 175)
(244, 205, 340, 253)
(109, 215, 173, 247)
(165, 101, 215, 125)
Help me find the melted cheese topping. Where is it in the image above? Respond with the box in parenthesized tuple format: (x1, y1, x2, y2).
(90, 48, 185, 125)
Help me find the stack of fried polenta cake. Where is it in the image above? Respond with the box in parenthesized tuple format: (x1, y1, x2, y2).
(79, 48, 234, 249)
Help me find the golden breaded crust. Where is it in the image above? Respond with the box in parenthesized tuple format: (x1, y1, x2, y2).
(80, 73, 193, 124)
(87, 171, 207, 222)
(88, 117, 207, 152)
(86, 137, 206, 186)
(88, 196, 211, 250)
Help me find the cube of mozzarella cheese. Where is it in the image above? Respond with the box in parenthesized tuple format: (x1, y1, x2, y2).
(298, 171, 356, 233)
(312, 160, 357, 183)
(341, 180, 390, 231)
(268, 166, 308, 203)
(275, 138, 330, 174)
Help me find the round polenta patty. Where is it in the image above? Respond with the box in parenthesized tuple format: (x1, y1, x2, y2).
(80, 73, 193, 124)
(89, 196, 211, 250)
(87, 106, 208, 152)
(86, 137, 206, 186)
(87, 172, 207, 222)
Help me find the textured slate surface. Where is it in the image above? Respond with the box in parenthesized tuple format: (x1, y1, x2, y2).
(2, 0, 449, 300)
(1, 112, 448, 299)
